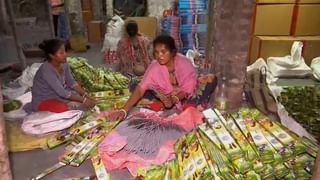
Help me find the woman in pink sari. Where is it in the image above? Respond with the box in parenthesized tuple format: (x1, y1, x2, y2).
(98, 35, 204, 175)
(111, 34, 198, 120)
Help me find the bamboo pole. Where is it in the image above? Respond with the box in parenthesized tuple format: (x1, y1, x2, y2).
(5, 0, 27, 69)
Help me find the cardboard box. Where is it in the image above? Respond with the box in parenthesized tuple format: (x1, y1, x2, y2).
(82, 10, 93, 25)
(253, 4, 294, 35)
(88, 21, 106, 43)
(126, 17, 157, 39)
(294, 4, 320, 35)
(82, 0, 91, 11)
(249, 36, 320, 65)
(297, 0, 320, 3)
(256, 0, 295, 3)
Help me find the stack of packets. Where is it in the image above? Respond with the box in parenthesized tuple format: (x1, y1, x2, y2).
(135, 108, 319, 179)
(30, 111, 119, 180)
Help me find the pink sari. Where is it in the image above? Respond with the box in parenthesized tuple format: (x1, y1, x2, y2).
(139, 53, 198, 96)
(97, 107, 203, 175)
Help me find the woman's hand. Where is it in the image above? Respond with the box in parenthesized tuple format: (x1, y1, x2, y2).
(156, 92, 173, 108)
(108, 109, 127, 121)
(83, 97, 96, 108)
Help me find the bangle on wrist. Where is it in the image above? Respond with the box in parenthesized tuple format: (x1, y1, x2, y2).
(119, 109, 127, 119)
(82, 97, 87, 104)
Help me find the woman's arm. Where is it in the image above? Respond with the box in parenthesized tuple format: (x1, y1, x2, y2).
(72, 83, 86, 97)
(123, 85, 145, 112)
(109, 85, 145, 121)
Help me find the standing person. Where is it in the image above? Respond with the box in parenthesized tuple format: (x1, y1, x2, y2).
(23, 39, 95, 113)
(50, 0, 69, 40)
(116, 20, 152, 77)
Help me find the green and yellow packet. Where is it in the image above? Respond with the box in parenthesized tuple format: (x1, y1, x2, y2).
(29, 162, 66, 180)
(198, 127, 239, 179)
(242, 118, 274, 164)
(297, 136, 319, 157)
(290, 153, 315, 171)
(294, 169, 312, 180)
(225, 114, 259, 162)
(185, 132, 214, 179)
(272, 163, 290, 178)
(136, 164, 166, 180)
(258, 116, 306, 155)
(243, 170, 261, 180)
(47, 117, 106, 149)
(91, 151, 110, 180)
(164, 159, 181, 180)
(70, 135, 105, 167)
(261, 127, 293, 163)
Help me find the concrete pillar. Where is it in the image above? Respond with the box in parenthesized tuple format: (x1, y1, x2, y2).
(65, 0, 84, 35)
(207, 0, 254, 110)
(0, 87, 12, 180)
(91, 0, 104, 21)
(105, 0, 113, 20)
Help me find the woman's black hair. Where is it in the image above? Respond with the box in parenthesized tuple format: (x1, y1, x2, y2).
(153, 34, 177, 55)
(126, 20, 138, 37)
(38, 39, 65, 61)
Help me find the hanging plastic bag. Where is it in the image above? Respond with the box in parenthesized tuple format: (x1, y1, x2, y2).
(310, 57, 320, 81)
(101, 15, 125, 64)
(267, 41, 312, 77)
(186, 48, 201, 68)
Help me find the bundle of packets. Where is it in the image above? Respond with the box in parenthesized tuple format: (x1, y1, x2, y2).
(47, 112, 105, 149)
(136, 130, 217, 180)
(235, 108, 318, 179)
(174, 131, 216, 179)
(31, 114, 120, 180)
(135, 108, 318, 179)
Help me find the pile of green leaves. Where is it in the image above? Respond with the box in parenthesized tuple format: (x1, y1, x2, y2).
(278, 85, 320, 139)
(67, 57, 129, 92)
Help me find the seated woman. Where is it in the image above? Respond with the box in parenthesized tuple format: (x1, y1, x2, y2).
(24, 39, 96, 113)
(111, 34, 217, 120)
(116, 20, 152, 77)
(98, 35, 215, 174)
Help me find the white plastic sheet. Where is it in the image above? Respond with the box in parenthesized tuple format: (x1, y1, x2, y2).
(310, 57, 320, 81)
(22, 110, 83, 135)
(2, 63, 42, 99)
(267, 41, 312, 78)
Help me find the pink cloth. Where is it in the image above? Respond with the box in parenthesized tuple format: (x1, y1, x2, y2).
(97, 107, 204, 175)
(139, 53, 198, 96)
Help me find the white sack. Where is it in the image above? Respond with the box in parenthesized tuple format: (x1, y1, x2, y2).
(22, 110, 83, 135)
